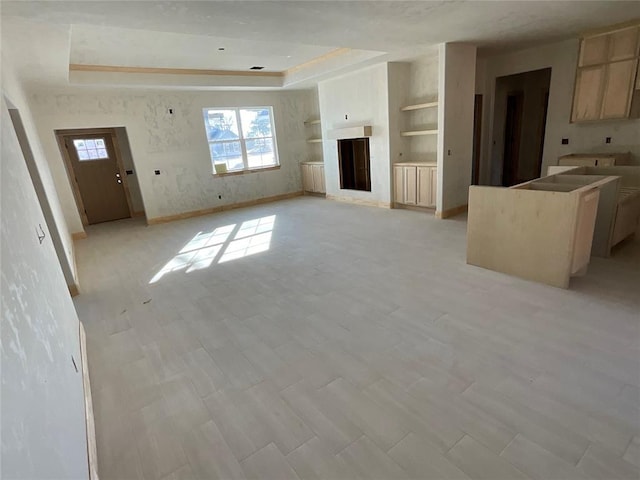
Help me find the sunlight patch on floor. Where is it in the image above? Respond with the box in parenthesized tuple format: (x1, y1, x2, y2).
(149, 215, 275, 283)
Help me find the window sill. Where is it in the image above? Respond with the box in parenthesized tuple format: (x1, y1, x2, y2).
(213, 165, 280, 177)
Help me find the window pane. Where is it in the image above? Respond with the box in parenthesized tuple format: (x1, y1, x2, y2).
(73, 137, 109, 161)
(240, 108, 273, 139)
(204, 109, 240, 141)
(210, 141, 243, 171)
(246, 137, 276, 168)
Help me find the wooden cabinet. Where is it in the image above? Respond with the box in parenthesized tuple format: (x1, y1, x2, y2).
(394, 162, 436, 209)
(572, 25, 640, 122)
(301, 162, 325, 194)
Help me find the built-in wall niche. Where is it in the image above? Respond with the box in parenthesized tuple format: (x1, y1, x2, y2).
(338, 138, 371, 191)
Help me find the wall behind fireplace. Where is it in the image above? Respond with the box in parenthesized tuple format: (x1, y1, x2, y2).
(318, 63, 392, 205)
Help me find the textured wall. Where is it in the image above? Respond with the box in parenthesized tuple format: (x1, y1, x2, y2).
(1, 99, 89, 479)
(405, 53, 439, 163)
(1, 52, 77, 286)
(318, 63, 392, 204)
(478, 38, 640, 185)
(30, 89, 316, 223)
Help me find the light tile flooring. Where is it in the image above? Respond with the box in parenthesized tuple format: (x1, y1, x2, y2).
(74, 197, 640, 480)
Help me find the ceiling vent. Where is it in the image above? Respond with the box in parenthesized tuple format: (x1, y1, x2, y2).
(250, 66, 264, 70)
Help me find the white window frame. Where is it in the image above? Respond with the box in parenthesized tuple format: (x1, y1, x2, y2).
(203, 106, 279, 174)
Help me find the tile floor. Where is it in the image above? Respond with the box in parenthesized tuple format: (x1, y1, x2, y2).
(73, 197, 640, 479)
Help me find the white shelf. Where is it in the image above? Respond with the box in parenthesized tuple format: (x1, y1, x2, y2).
(304, 119, 321, 126)
(400, 129, 438, 137)
(401, 102, 438, 112)
(307, 137, 323, 143)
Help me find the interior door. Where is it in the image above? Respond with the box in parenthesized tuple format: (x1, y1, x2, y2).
(502, 92, 524, 187)
(65, 134, 131, 224)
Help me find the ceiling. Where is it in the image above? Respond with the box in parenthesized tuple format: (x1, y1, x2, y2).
(2, 1, 640, 90)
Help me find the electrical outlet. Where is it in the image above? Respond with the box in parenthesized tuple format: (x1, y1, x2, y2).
(154, 170, 161, 175)
(605, 137, 612, 144)
(167, 108, 174, 115)
(561, 138, 569, 145)
(218, 195, 222, 199)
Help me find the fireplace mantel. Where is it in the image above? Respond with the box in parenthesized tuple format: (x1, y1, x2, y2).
(328, 125, 372, 140)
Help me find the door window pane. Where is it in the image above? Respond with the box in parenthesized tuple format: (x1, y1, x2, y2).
(73, 138, 109, 161)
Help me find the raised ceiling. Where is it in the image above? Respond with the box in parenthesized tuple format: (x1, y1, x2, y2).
(2, 1, 640, 90)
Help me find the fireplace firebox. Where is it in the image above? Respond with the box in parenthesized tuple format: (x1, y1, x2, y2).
(338, 137, 371, 192)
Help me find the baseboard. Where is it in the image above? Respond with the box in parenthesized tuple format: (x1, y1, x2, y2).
(303, 191, 327, 198)
(326, 194, 391, 209)
(68, 283, 80, 297)
(79, 322, 98, 480)
(72, 231, 87, 240)
(435, 203, 468, 219)
(132, 210, 146, 218)
(147, 191, 304, 225)
(393, 203, 436, 213)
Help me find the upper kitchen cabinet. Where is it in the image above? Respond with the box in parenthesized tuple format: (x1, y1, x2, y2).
(571, 24, 640, 123)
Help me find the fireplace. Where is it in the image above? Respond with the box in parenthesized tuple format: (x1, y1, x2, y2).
(338, 137, 371, 192)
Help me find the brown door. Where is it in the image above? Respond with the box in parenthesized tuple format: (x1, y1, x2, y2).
(65, 134, 131, 224)
(502, 92, 524, 187)
(471, 94, 483, 185)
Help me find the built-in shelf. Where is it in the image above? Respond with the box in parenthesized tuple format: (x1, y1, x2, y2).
(304, 119, 321, 126)
(400, 102, 438, 112)
(307, 137, 323, 143)
(400, 129, 438, 137)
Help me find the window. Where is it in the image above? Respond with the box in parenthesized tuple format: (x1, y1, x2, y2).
(73, 138, 109, 160)
(203, 107, 278, 173)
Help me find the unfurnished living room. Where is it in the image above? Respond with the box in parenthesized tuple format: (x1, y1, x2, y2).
(2, 1, 640, 479)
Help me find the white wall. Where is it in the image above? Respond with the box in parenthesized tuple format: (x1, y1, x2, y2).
(318, 63, 392, 204)
(29, 88, 316, 224)
(478, 38, 640, 184)
(114, 126, 145, 214)
(1, 98, 89, 479)
(437, 43, 477, 213)
(1, 55, 77, 286)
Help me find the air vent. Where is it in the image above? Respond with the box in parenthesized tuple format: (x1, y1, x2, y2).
(250, 66, 264, 70)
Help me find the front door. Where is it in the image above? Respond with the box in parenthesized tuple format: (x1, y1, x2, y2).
(65, 134, 130, 224)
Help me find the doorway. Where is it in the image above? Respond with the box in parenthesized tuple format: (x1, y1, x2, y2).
(338, 138, 371, 192)
(502, 91, 524, 186)
(57, 128, 134, 225)
(472, 94, 483, 185)
(492, 67, 551, 187)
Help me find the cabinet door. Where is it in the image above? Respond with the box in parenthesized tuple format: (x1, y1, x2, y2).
(394, 166, 404, 204)
(416, 166, 431, 207)
(404, 166, 417, 205)
(571, 65, 606, 122)
(301, 165, 314, 192)
(608, 27, 639, 62)
(600, 59, 638, 119)
(312, 165, 325, 193)
(429, 167, 437, 208)
(579, 35, 609, 67)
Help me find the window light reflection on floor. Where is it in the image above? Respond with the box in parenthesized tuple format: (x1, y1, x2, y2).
(149, 215, 275, 284)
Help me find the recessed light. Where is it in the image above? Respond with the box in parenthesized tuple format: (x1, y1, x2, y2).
(250, 66, 264, 70)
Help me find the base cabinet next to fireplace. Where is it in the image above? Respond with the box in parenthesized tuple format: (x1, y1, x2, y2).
(301, 161, 326, 194)
(394, 162, 437, 209)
